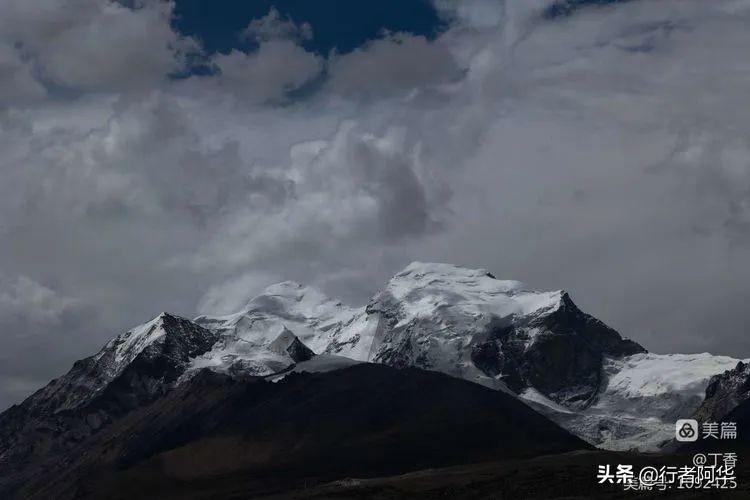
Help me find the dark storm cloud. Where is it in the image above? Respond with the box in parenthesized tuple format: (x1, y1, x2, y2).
(1, 0, 750, 410)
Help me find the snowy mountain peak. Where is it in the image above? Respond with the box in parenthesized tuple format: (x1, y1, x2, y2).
(3, 313, 217, 423)
(245, 281, 343, 317)
(195, 279, 360, 358)
(103, 313, 167, 365)
(396, 261, 524, 288)
(379, 261, 566, 325)
(101, 312, 207, 368)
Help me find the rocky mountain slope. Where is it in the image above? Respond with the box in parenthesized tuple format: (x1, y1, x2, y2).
(0, 314, 218, 472)
(693, 360, 750, 424)
(681, 386, 750, 456)
(2, 364, 589, 500)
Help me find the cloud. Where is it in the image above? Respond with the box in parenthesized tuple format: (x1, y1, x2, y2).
(0, 42, 46, 105)
(243, 7, 313, 43)
(196, 271, 282, 316)
(212, 41, 323, 102)
(187, 121, 446, 277)
(433, 0, 507, 28)
(410, 0, 750, 356)
(0, 275, 75, 326)
(0, 275, 89, 409)
(0, 374, 49, 411)
(3, 0, 750, 409)
(0, 0, 196, 92)
(327, 33, 461, 97)
(192, 8, 324, 104)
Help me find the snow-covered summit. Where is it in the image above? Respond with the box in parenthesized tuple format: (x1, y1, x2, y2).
(102, 312, 173, 366)
(382, 261, 565, 322)
(360, 262, 644, 401)
(243, 281, 345, 322)
(195, 281, 360, 354)
(392, 261, 525, 293)
(188, 280, 366, 378)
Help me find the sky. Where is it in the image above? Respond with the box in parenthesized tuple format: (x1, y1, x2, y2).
(1, 0, 750, 409)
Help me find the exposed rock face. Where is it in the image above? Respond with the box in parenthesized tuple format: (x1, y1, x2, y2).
(0, 314, 218, 473)
(269, 327, 316, 362)
(483, 292, 644, 407)
(694, 361, 750, 423)
(358, 263, 645, 408)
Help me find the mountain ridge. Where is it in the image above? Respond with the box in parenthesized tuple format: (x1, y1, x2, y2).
(1, 261, 745, 459)
(2, 364, 591, 500)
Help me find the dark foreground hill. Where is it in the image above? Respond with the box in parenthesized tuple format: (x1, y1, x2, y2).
(256, 451, 750, 500)
(1, 363, 589, 500)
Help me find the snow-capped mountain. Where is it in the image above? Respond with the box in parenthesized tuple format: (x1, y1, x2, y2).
(1, 262, 746, 456)
(0, 313, 217, 469)
(193, 262, 646, 405)
(356, 263, 646, 405)
(6, 313, 217, 415)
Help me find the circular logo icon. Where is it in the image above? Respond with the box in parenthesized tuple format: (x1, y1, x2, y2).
(675, 419, 699, 442)
(679, 422, 695, 439)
